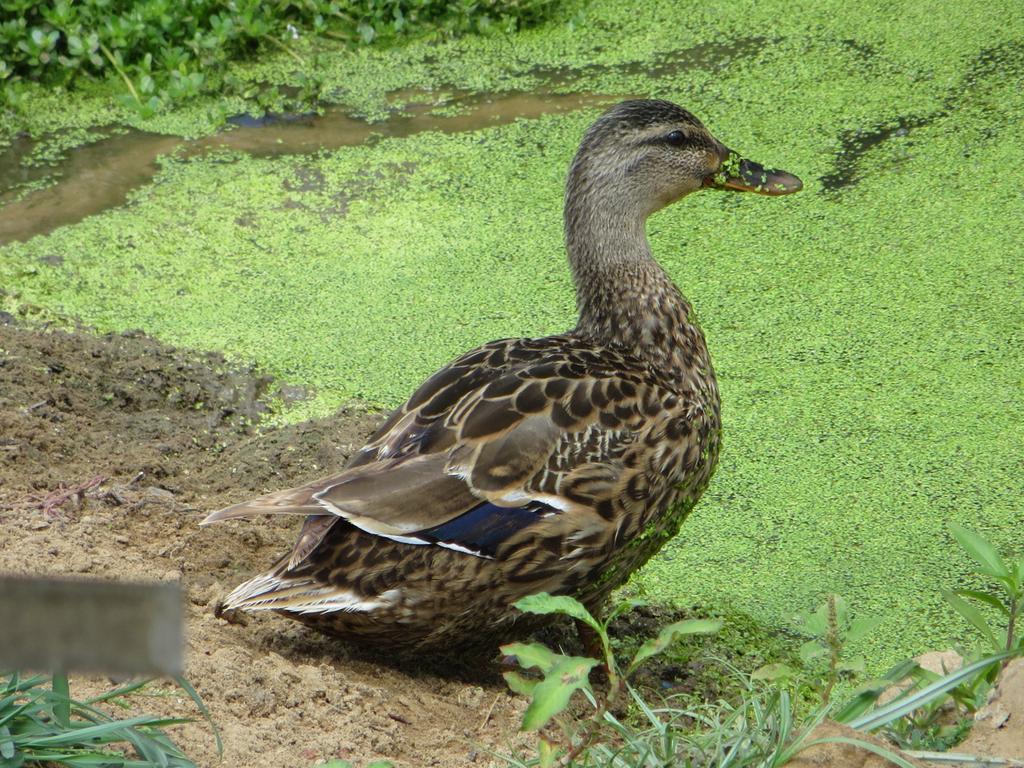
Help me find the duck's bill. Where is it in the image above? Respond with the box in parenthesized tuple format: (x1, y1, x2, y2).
(705, 151, 803, 195)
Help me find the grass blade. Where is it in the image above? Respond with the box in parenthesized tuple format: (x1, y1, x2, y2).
(904, 750, 1024, 766)
(848, 651, 1014, 731)
(84, 678, 152, 706)
(26, 714, 166, 746)
(173, 675, 222, 756)
(800, 736, 918, 768)
(51, 673, 71, 729)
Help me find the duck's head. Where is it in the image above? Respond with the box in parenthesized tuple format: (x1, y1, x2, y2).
(566, 99, 802, 219)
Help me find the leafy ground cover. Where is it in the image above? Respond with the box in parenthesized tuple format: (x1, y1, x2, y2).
(1, 0, 558, 117)
(497, 524, 1023, 766)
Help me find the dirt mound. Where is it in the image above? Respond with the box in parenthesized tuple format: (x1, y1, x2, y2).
(0, 320, 527, 766)
(962, 658, 1024, 763)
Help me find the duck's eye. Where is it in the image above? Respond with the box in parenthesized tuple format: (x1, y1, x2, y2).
(665, 130, 686, 147)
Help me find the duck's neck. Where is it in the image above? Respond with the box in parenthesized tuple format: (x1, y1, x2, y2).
(565, 192, 707, 382)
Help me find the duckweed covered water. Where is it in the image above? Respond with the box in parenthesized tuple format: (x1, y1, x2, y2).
(2, 0, 1022, 671)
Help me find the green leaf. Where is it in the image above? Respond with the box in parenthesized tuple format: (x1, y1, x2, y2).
(606, 598, 647, 624)
(500, 642, 564, 675)
(28, 715, 167, 746)
(51, 673, 70, 729)
(502, 671, 538, 697)
(84, 678, 151, 706)
(942, 589, 999, 648)
(881, 658, 926, 684)
(538, 737, 559, 768)
(838, 656, 867, 674)
(950, 523, 1009, 579)
(521, 656, 600, 731)
(834, 660, 921, 724)
(834, 686, 887, 724)
(173, 675, 222, 756)
(847, 616, 884, 644)
(751, 663, 798, 683)
(627, 618, 722, 673)
(799, 639, 827, 664)
(513, 593, 601, 632)
(797, 603, 829, 636)
(357, 21, 375, 43)
(903, 748, 1024, 765)
(0, 724, 13, 759)
(953, 589, 1010, 616)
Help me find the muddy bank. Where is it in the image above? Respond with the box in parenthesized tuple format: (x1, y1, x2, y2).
(0, 319, 529, 766)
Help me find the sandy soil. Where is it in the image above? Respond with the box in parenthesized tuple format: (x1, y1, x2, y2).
(0, 319, 529, 767)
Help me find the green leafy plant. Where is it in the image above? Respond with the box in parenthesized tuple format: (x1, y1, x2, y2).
(500, 592, 722, 766)
(751, 594, 881, 706)
(942, 522, 1022, 657)
(497, 527, 1024, 766)
(794, 595, 880, 704)
(679, 677, 925, 768)
(838, 649, 1017, 763)
(832, 524, 1024, 753)
(0, 0, 561, 117)
(498, 595, 929, 767)
(0, 671, 216, 767)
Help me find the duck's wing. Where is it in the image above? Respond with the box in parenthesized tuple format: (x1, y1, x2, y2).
(203, 336, 691, 565)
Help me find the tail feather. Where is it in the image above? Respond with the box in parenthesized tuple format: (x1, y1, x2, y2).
(222, 570, 396, 615)
(222, 571, 316, 610)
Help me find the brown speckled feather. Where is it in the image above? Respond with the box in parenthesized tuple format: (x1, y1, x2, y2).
(203, 99, 801, 650)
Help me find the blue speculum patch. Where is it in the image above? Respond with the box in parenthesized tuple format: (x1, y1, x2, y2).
(418, 501, 556, 559)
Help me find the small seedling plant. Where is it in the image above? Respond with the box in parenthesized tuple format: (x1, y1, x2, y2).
(752, 594, 881, 705)
(500, 593, 722, 766)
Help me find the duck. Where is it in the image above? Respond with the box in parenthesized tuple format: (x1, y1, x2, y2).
(202, 99, 802, 651)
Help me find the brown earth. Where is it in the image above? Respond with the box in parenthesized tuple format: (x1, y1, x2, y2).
(785, 721, 926, 768)
(961, 658, 1024, 764)
(0, 319, 530, 767)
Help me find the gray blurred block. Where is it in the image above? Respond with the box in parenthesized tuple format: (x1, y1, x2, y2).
(0, 576, 183, 676)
